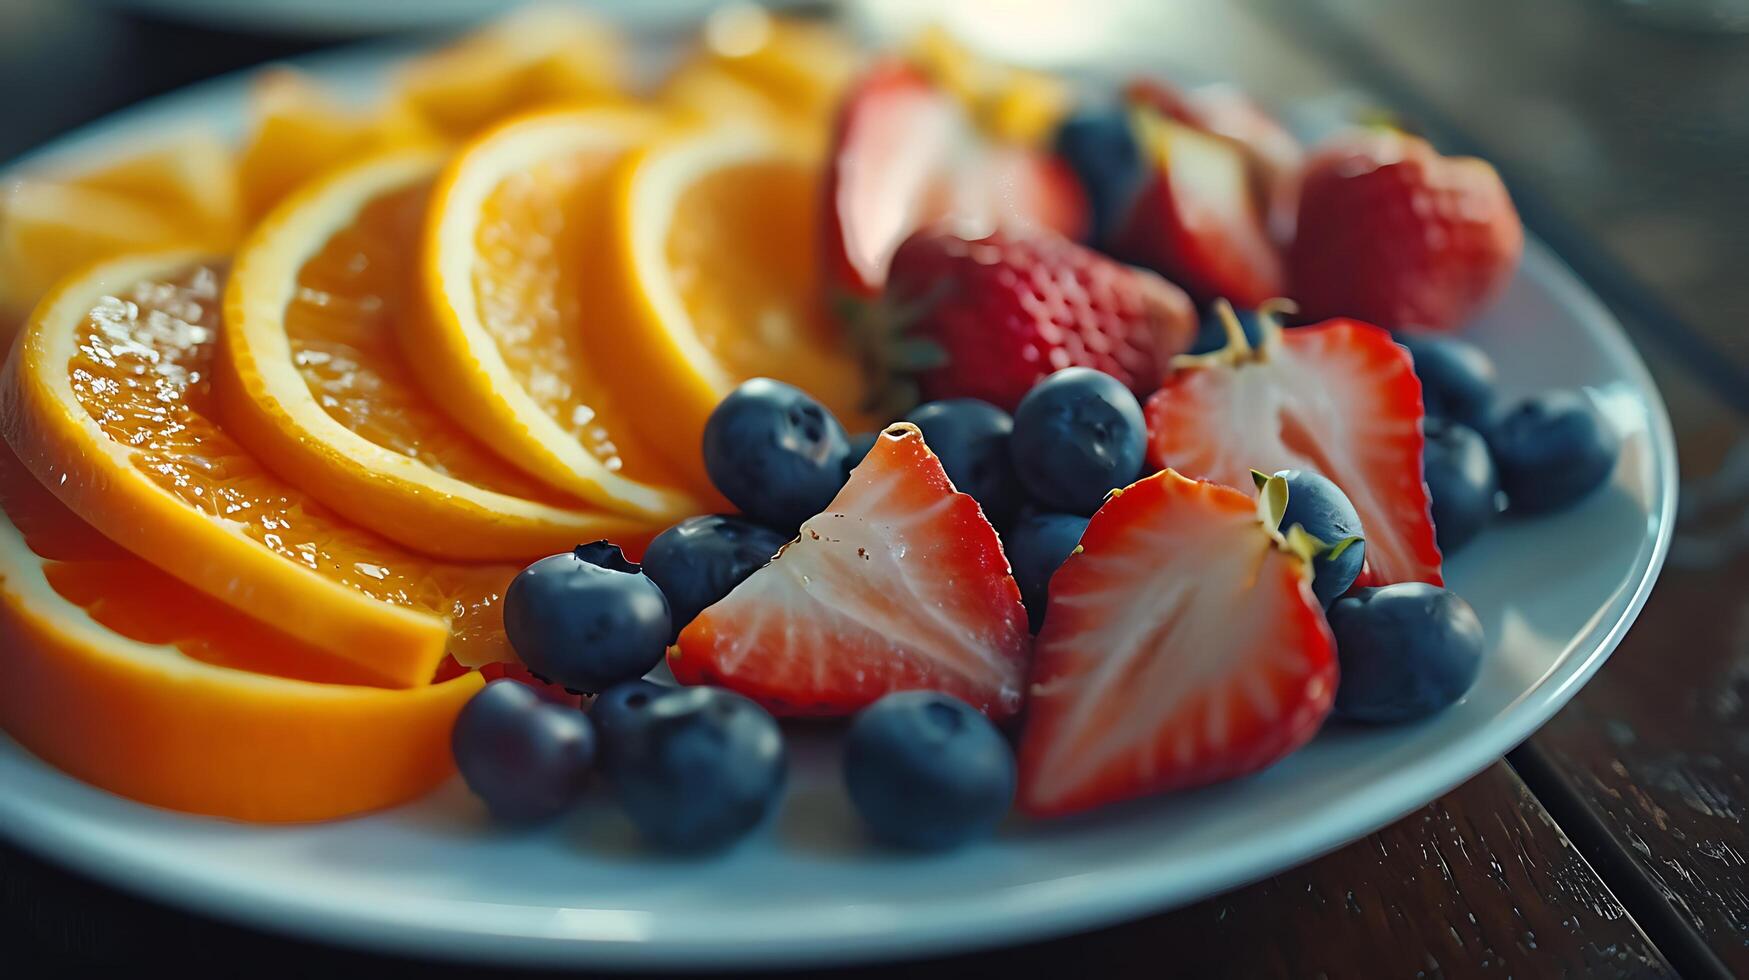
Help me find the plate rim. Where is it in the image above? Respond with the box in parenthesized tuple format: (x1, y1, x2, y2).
(0, 43, 1680, 971)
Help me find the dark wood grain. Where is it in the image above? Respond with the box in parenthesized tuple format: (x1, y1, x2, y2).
(0, 763, 1672, 977)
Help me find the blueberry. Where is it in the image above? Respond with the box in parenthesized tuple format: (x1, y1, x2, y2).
(452, 680, 596, 823)
(589, 679, 673, 747)
(1485, 389, 1620, 514)
(1267, 469, 1365, 608)
(1053, 106, 1146, 245)
(1003, 512, 1089, 632)
(1189, 305, 1266, 355)
(844, 431, 880, 477)
(1010, 368, 1147, 515)
(703, 378, 851, 530)
(1422, 418, 1501, 554)
(1397, 332, 1496, 427)
(906, 399, 1020, 526)
(503, 542, 671, 694)
(642, 515, 788, 641)
(1328, 584, 1485, 724)
(604, 686, 786, 852)
(844, 692, 1016, 851)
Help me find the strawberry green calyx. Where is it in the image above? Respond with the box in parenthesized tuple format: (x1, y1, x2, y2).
(1169, 297, 1298, 371)
(1248, 470, 1357, 578)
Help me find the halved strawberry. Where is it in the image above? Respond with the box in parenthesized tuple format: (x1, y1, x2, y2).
(1109, 108, 1284, 307)
(1145, 312, 1443, 587)
(1126, 78, 1304, 240)
(821, 60, 1087, 299)
(672, 423, 1031, 718)
(1017, 469, 1336, 817)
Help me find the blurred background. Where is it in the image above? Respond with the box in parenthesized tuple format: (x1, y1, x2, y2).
(2, 0, 1745, 370)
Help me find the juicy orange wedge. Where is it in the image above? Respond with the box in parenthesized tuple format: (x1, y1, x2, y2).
(422, 108, 711, 512)
(0, 252, 518, 686)
(221, 148, 660, 558)
(0, 445, 481, 822)
(598, 125, 875, 487)
(0, 133, 241, 316)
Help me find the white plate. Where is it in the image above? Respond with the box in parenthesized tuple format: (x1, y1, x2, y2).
(0, 43, 1677, 972)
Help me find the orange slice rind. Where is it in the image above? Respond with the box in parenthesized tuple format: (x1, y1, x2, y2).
(0, 447, 481, 822)
(221, 147, 658, 558)
(1, 251, 517, 686)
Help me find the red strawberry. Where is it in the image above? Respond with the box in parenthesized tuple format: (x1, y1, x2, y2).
(822, 60, 1088, 299)
(869, 224, 1196, 413)
(1017, 469, 1336, 817)
(1126, 78, 1304, 240)
(672, 423, 1031, 719)
(1109, 107, 1285, 307)
(1288, 128, 1523, 331)
(1144, 312, 1444, 587)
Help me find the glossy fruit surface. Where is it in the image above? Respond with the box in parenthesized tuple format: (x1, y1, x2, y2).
(1486, 389, 1620, 514)
(905, 399, 1020, 527)
(1267, 468, 1366, 608)
(603, 685, 787, 852)
(1397, 332, 1496, 427)
(702, 378, 852, 530)
(1011, 368, 1148, 515)
(1422, 418, 1501, 553)
(1017, 469, 1336, 817)
(503, 543, 672, 694)
(641, 515, 790, 641)
(453, 680, 597, 823)
(844, 691, 1016, 851)
(1328, 584, 1485, 723)
(675, 424, 1030, 719)
(1003, 511, 1089, 632)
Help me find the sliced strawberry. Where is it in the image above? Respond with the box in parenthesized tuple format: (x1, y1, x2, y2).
(822, 60, 1088, 299)
(1109, 110, 1284, 307)
(1126, 78, 1304, 240)
(1017, 469, 1336, 817)
(673, 423, 1031, 718)
(1145, 315, 1443, 587)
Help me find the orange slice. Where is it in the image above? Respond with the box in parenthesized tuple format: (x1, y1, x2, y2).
(598, 125, 875, 487)
(221, 148, 657, 558)
(393, 5, 628, 141)
(660, 7, 859, 141)
(0, 133, 240, 315)
(0, 252, 518, 686)
(236, 67, 434, 224)
(422, 108, 710, 512)
(0, 445, 481, 822)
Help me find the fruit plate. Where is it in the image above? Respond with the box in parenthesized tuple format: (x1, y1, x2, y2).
(0, 43, 1677, 972)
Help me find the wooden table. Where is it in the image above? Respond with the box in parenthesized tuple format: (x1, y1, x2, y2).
(2, 1, 1743, 975)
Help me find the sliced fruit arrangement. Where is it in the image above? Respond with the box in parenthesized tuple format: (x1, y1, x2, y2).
(1017, 470, 1337, 817)
(673, 422, 1031, 719)
(1145, 305, 1444, 587)
(1, 252, 516, 686)
(821, 59, 1087, 301)
(421, 107, 706, 510)
(3, 11, 1607, 841)
(0, 444, 481, 821)
(600, 123, 876, 485)
(222, 148, 665, 557)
